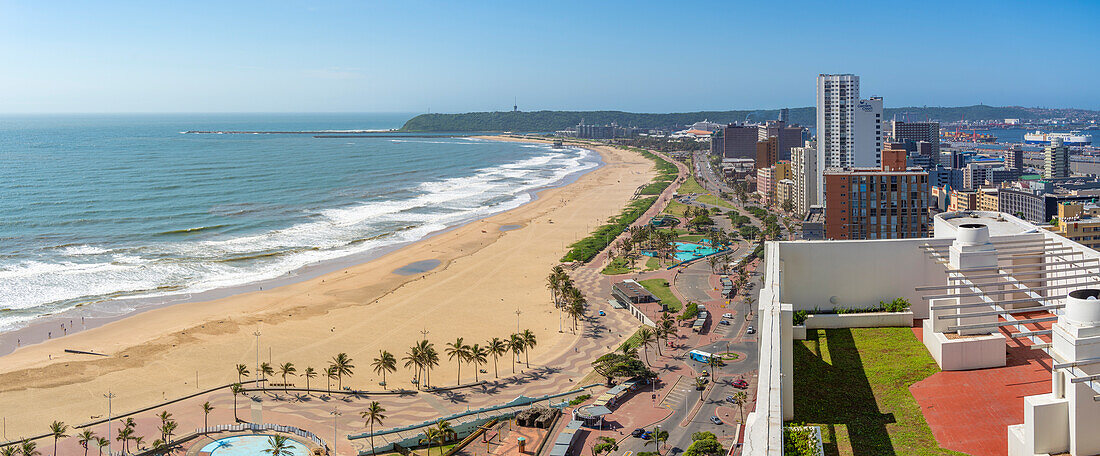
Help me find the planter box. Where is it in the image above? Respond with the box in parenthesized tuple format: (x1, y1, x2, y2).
(792, 325, 807, 340)
(803, 310, 913, 329)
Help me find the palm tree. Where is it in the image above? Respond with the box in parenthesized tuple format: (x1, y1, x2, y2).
(156, 411, 172, 443)
(131, 436, 144, 453)
(95, 438, 109, 456)
(2, 445, 18, 456)
(325, 365, 339, 394)
(201, 401, 214, 430)
(707, 355, 723, 373)
(116, 426, 133, 455)
(20, 439, 40, 456)
(259, 362, 274, 391)
(303, 367, 317, 393)
(418, 340, 439, 388)
(590, 436, 618, 456)
(403, 345, 423, 389)
(486, 337, 507, 378)
(733, 391, 749, 423)
(644, 427, 669, 455)
(262, 435, 294, 456)
(695, 378, 707, 401)
(371, 351, 397, 390)
(427, 420, 454, 456)
(507, 334, 525, 373)
(230, 383, 244, 422)
(160, 421, 177, 446)
(77, 430, 96, 456)
(331, 353, 355, 391)
(547, 268, 563, 308)
(445, 338, 469, 385)
(360, 401, 386, 456)
(637, 327, 654, 365)
(278, 362, 297, 393)
(467, 344, 488, 381)
(520, 329, 537, 368)
(236, 364, 250, 384)
(49, 420, 68, 456)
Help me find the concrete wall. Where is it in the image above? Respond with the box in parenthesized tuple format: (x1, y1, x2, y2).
(802, 311, 914, 329)
(743, 243, 783, 456)
(778, 238, 948, 311)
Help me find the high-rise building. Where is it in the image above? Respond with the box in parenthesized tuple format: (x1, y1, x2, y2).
(758, 120, 804, 160)
(718, 123, 758, 159)
(816, 74, 884, 203)
(779, 108, 790, 123)
(756, 137, 778, 170)
(757, 161, 791, 204)
(881, 143, 908, 172)
(1044, 137, 1070, 179)
(891, 121, 940, 156)
(1005, 144, 1025, 171)
(824, 165, 930, 240)
(792, 141, 818, 216)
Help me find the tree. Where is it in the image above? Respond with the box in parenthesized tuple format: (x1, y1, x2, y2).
(77, 430, 97, 456)
(683, 438, 723, 456)
(403, 345, 423, 389)
(468, 344, 488, 382)
(95, 438, 110, 456)
(360, 401, 386, 456)
(262, 435, 294, 456)
(695, 377, 708, 401)
(643, 427, 668, 455)
(303, 367, 317, 393)
(326, 366, 339, 394)
(486, 337, 507, 378)
(590, 436, 618, 456)
(371, 351, 397, 390)
(733, 391, 749, 423)
(1, 445, 18, 456)
(201, 401, 214, 430)
(116, 426, 133, 455)
(419, 340, 439, 388)
(592, 353, 651, 386)
(445, 338, 470, 385)
(707, 355, 723, 373)
(331, 353, 355, 391)
(520, 329, 537, 368)
(690, 432, 716, 442)
(20, 440, 41, 456)
(236, 363, 250, 384)
(259, 362, 274, 391)
(49, 420, 68, 456)
(278, 362, 297, 393)
(637, 327, 654, 365)
(507, 334, 525, 373)
(230, 383, 245, 422)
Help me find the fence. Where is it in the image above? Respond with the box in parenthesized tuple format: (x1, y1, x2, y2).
(195, 423, 326, 448)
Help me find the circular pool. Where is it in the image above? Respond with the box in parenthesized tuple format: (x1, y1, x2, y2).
(199, 435, 312, 456)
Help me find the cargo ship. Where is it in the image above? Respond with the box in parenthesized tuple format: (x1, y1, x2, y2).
(942, 130, 997, 143)
(1024, 131, 1093, 146)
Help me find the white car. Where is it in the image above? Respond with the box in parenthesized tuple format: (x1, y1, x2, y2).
(722, 313, 733, 319)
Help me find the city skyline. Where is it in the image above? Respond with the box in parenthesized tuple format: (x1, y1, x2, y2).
(0, 0, 1098, 113)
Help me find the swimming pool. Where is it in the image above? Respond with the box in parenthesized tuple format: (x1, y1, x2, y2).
(200, 435, 311, 456)
(641, 242, 720, 262)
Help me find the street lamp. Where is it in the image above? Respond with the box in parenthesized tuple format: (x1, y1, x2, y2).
(330, 407, 342, 456)
(252, 330, 261, 383)
(104, 391, 115, 456)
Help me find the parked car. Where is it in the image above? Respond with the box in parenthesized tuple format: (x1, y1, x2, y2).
(710, 416, 723, 425)
(732, 379, 749, 389)
(722, 313, 733, 319)
(747, 325, 756, 334)
(598, 310, 606, 316)
(631, 428, 645, 438)
(719, 320, 730, 325)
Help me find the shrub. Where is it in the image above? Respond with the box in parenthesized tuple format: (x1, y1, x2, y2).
(792, 310, 808, 326)
(568, 394, 591, 406)
(783, 425, 821, 456)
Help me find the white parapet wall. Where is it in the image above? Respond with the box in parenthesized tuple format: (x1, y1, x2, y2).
(802, 311, 913, 329)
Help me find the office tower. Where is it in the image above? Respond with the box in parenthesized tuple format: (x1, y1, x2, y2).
(759, 120, 804, 161)
(824, 165, 930, 240)
(915, 141, 934, 160)
(891, 121, 940, 156)
(1006, 144, 1025, 171)
(1044, 137, 1070, 179)
(756, 137, 778, 169)
(792, 141, 818, 216)
(779, 108, 790, 123)
(719, 123, 758, 159)
(816, 74, 883, 202)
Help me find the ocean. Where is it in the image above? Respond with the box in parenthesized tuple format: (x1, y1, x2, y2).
(0, 114, 599, 333)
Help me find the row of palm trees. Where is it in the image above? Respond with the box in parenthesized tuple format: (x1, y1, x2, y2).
(547, 265, 586, 332)
(234, 352, 355, 396)
(633, 312, 678, 365)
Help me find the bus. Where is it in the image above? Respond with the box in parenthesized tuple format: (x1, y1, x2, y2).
(688, 350, 715, 363)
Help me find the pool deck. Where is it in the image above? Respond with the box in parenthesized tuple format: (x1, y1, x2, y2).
(185, 431, 321, 456)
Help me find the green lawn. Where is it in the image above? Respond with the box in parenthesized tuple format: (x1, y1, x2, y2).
(695, 193, 736, 209)
(638, 278, 682, 312)
(601, 257, 633, 275)
(677, 176, 707, 194)
(677, 234, 706, 243)
(663, 199, 689, 217)
(791, 328, 965, 456)
(645, 256, 662, 270)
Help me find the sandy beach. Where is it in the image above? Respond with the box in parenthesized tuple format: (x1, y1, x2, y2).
(0, 137, 654, 437)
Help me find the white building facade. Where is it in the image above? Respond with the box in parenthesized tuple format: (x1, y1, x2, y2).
(791, 140, 817, 216)
(815, 74, 884, 203)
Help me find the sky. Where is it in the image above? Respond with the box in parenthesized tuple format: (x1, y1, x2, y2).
(0, 0, 1098, 113)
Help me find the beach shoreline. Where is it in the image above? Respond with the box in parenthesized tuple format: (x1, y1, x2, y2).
(0, 139, 603, 357)
(0, 136, 655, 437)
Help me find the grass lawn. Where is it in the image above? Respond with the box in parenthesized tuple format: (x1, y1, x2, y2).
(377, 443, 457, 456)
(645, 256, 663, 270)
(677, 234, 706, 243)
(791, 327, 965, 456)
(638, 278, 682, 312)
(601, 257, 633, 275)
(677, 176, 707, 194)
(695, 193, 736, 209)
(663, 200, 689, 217)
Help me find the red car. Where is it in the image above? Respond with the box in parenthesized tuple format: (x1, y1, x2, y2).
(731, 379, 749, 389)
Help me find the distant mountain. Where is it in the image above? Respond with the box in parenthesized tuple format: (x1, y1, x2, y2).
(399, 106, 1100, 132)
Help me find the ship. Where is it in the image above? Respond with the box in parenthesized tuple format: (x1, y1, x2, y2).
(941, 130, 997, 143)
(1024, 131, 1093, 146)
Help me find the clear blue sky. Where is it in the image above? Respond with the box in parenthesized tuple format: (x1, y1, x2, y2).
(1, 0, 1097, 113)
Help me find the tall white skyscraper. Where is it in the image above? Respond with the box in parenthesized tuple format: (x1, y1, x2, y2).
(815, 74, 884, 202)
(791, 140, 817, 216)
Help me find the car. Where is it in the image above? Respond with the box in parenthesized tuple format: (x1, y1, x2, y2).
(719, 320, 730, 325)
(598, 310, 606, 316)
(700, 370, 709, 377)
(747, 325, 756, 334)
(722, 313, 733, 319)
(732, 379, 749, 389)
(631, 428, 645, 438)
(710, 416, 723, 425)
(640, 431, 652, 440)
